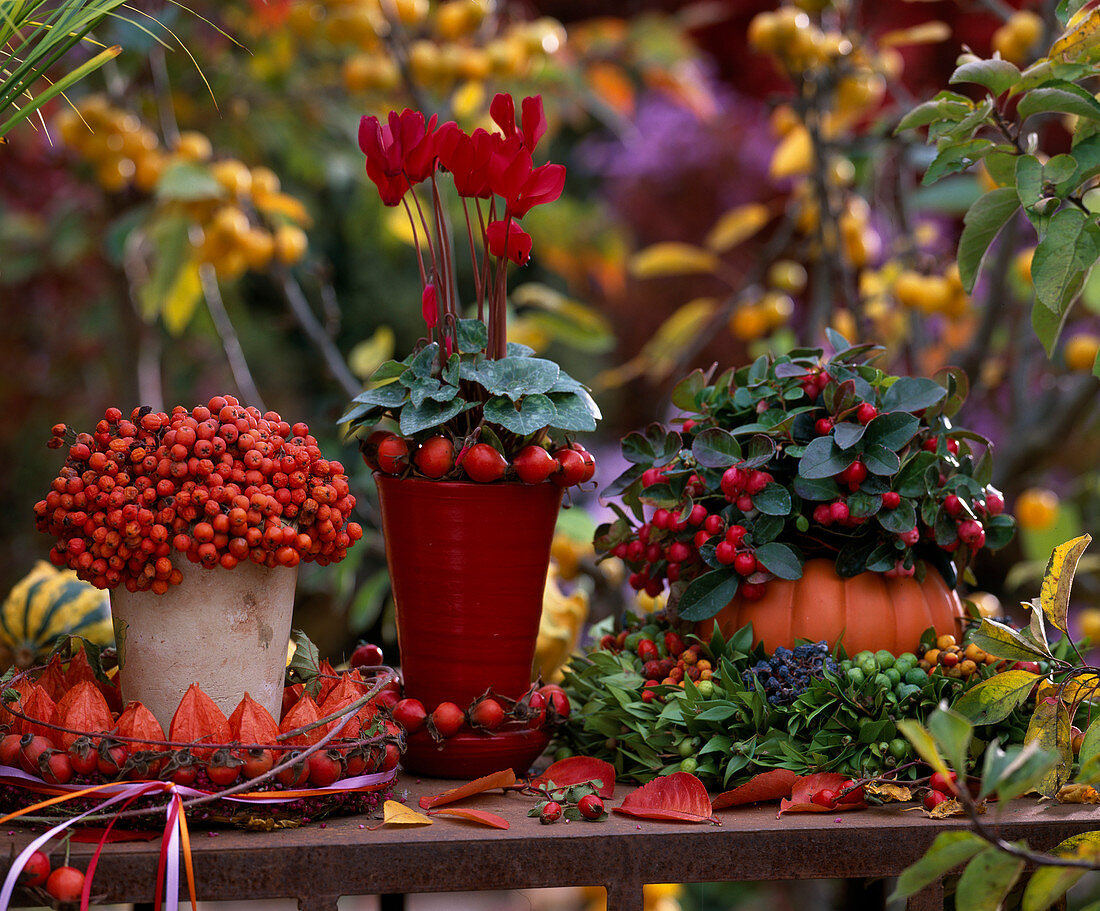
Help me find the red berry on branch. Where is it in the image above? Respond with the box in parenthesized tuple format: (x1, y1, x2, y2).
(856, 403, 877, 424)
(881, 492, 901, 509)
(513, 445, 555, 484)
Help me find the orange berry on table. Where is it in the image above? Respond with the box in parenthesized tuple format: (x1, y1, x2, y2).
(935, 634, 956, 650)
(924, 649, 940, 666)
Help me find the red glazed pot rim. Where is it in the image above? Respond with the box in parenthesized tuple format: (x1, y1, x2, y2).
(373, 472, 559, 491)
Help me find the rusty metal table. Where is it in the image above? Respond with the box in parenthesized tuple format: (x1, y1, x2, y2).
(5, 778, 1100, 910)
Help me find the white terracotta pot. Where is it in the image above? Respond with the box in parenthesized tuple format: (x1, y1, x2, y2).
(109, 556, 297, 733)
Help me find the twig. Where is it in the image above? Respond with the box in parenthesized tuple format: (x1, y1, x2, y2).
(197, 259, 265, 410)
(149, 45, 180, 149)
(276, 268, 361, 399)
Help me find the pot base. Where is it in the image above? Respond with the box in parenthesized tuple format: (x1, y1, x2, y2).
(401, 724, 550, 779)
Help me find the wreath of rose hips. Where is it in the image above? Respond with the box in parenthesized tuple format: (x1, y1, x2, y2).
(35, 396, 363, 591)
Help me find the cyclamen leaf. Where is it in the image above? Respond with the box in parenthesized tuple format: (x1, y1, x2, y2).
(712, 769, 799, 809)
(530, 756, 616, 798)
(483, 394, 556, 435)
(419, 769, 517, 809)
(612, 772, 716, 824)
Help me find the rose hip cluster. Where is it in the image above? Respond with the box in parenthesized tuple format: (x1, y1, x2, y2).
(608, 464, 773, 600)
(35, 396, 363, 591)
(363, 431, 595, 487)
(391, 683, 570, 741)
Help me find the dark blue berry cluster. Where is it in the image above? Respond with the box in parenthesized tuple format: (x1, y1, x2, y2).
(743, 641, 838, 705)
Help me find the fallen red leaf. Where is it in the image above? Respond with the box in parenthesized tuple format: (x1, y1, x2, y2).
(778, 772, 868, 816)
(713, 769, 800, 810)
(529, 756, 616, 798)
(418, 769, 517, 810)
(612, 772, 717, 824)
(430, 807, 510, 829)
(70, 828, 159, 843)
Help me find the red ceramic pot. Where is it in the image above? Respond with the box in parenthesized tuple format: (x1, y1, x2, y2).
(375, 475, 562, 777)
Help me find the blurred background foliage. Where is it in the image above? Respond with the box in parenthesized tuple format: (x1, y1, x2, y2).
(5, 0, 1100, 666)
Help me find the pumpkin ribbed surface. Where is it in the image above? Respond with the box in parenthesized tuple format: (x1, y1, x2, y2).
(703, 558, 965, 655)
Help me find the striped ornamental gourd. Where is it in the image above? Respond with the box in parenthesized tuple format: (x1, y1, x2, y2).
(0, 562, 113, 669)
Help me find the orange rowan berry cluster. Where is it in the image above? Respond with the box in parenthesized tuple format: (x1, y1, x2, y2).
(35, 396, 362, 592)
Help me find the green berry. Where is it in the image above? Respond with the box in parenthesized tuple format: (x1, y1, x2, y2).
(677, 738, 696, 758)
(873, 673, 892, 690)
(897, 652, 918, 666)
(884, 668, 902, 686)
(859, 659, 878, 677)
(852, 650, 874, 666)
(679, 757, 698, 774)
(896, 683, 921, 702)
(905, 668, 928, 686)
(847, 667, 866, 686)
(874, 650, 895, 669)
(553, 746, 574, 762)
(839, 659, 853, 673)
(696, 680, 714, 698)
(888, 738, 910, 760)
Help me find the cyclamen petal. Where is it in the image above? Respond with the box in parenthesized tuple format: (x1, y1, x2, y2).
(520, 95, 547, 152)
(510, 163, 566, 218)
(486, 220, 532, 266)
(490, 93, 516, 137)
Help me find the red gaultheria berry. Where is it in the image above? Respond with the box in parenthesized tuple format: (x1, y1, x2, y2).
(704, 514, 723, 536)
(985, 492, 1005, 515)
(736, 495, 754, 512)
(715, 541, 736, 564)
(745, 471, 770, 495)
(900, 527, 920, 546)
(688, 504, 707, 526)
(725, 524, 746, 546)
(693, 530, 709, 549)
(840, 461, 867, 487)
(653, 508, 670, 529)
(856, 403, 877, 424)
(944, 493, 962, 516)
(733, 552, 756, 576)
(668, 541, 691, 563)
(958, 520, 985, 546)
(720, 467, 746, 497)
(829, 501, 849, 523)
(881, 492, 901, 509)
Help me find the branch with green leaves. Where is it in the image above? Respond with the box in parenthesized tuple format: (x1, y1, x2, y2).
(895, 533, 1100, 910)
(899, 1, 1100, 366)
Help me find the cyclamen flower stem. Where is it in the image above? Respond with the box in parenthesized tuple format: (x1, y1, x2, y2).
(461, 197, 484, 317)
(406, 183, 440, 289)
(476, 198, 493, 331)
(430, 174, 455, 326)
(400, 197, 428, 287)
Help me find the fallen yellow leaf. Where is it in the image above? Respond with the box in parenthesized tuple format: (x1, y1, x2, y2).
(370, 800, 434, 829)
(866, 782, 913, 802)
(1056, 784, 1100, 804)
(925, 798, 985, 819)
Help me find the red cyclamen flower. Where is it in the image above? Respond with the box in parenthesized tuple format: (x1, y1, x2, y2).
(358, 110, 439, 204)
(436, 123, 494, 198)
(486, 220, 532, 266)
(489, 93, 547, 153)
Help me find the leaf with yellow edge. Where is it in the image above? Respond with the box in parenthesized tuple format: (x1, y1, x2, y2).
(865, 782, 912, 802)
(1050, 7, 1100, 61)
(879, 21, 951, 46)
(897, 720, 951, 778)
(1021, 832, 1100, 911)
(705, 203, 771, 253)
(769, 125, 812, 180)
(348, 326, 396, 381)
(1040, 534, 1091, 633)
(628, 243, 720, 279)
(1055, 783, 1100, 804)
(369, 800, 433, 829)
(953, 670, 1040, 725)
(161, 259, 203, 336)
(637, 298, 718, 380)
(956, 845, 1024, 911)
(1027, 695, 1074, 797)
(1061, 672, 1100, 705)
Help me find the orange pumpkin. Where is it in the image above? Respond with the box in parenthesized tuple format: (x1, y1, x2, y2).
(703, 559, 965, 656)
